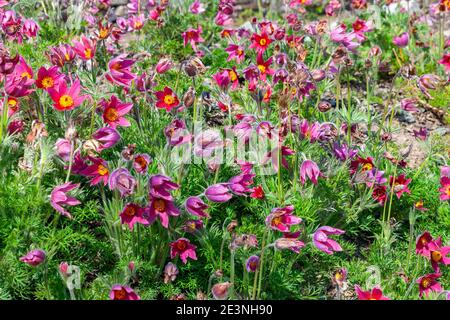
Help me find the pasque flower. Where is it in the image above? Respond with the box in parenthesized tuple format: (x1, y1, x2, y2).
(170, 238, 197, 264)
(108, 168, 136, 197)
(99, 95, 133, 128)
(92, 127, 121, 151)
(205, 184, 233, 203)
(190, 0, 206, 14)
(185, 196, 209, 218)
(54, 138, 73, 162)
(50, 182, 81, 219)
(36, 66, 64, 91)
(81, 157, 110, 186)
(105, 54, 136, 88)
(225, 43, 245, 64)
(427, 240, 450, 273)
(48, 79, 87, 111)
(149, 174, 179, 201)
(389, 174, 411, 199)
(313, 226, 345, 254)
(164, 119, 192, 146)
(266, 205, 302, 232)
(392, 32, 409, 48)
(72, 36, 96, 60)
(249, 32, 272, 52)
(354, 285, 390, 300)
(20, 249, 46, 267)
(439, 176, 450, 201)
(246, 255, 260, 272)
(417, 273, 442, 297)
(155, 86, 180, 111)
(182, 25, 204, 51)
(300, 159, 324, 185)
(228, 173, 255, 195)
(133, 153, 151, 174)
(438, 53, 450, 72)
(109, 285, 140, 300)
(155, 57, 174, 74)
(212, 282, 232, 300)
(120, 203, 149, 230)
(274, 237, 305, 253)
(148, 196, 180, 228)
(164, 262, 179, 284)
(416, 231, 434, 257)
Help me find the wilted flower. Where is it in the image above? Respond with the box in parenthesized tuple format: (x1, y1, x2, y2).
(108, 168, 136, 197)
(274, 238, 305, 253)
(400, 98, 418, 112)
(20, 249, 46, 267)
(50, 182, 81, 219)
(164, 262, 179, 283)
(211, 282, 232, 300)
(170, 238, 197, 264)
(109, 285, 140, 300)
(313, 226, 345, 255)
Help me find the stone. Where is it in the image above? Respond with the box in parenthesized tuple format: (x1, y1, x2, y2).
(110, 0, 128, 5)
(115, 5, 128, 17)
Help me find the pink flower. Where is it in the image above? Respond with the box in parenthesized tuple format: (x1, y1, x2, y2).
(438, 53, 450, 72)
(266, 205, 302, 232)
(92, 127, 121, 151)
(205, 184, 233, 203)
(228, 173, 255, 195)
(48, 79, 87, 111)
(164, 262, 179, 283)
(81, 157, 110, 186)
(20, 249, 46, 267)
(22, 19, 39, 38)
(354, 285, 390, 300)
(108, 168, 136, 197)
(439, 176, 450, 201)
(149, 174, 179, 201)
(212, 282, 232, 300)
(185, 196, 209, 218)
(120, 203, 149, 230)
(72, 36, 96, 60)
(274, 238, 305, 253)
(313, 226, 345, 254)
(55, 138, 73, 162)
(50, 182, 81, 219)
(109, 285, 140, 300)
(190, 0, 206, 14)
(400, 98, 418, 112)
(155, 57, 173, 74)
(392, 32, 409, 48)
(256, 52, 274, 81)
(249, 32, 272, 53)
(170, 238, 197, 264)
(300, 159, 324, 185)
(164, 119, 192, 146)
(182, 25, 204, 52)
(147, 197, 180, 228)
(416, 231, 434, 257)
(128, 14, 145, 31)
(155, 86, 180, 111)
(106, 54, 136, 88)
(100, 95, 133, 128)
(225, 44, 245, 64)
(417, 273, 442, 297)
(428, 240, 450, 273)
(36, 66, 64, 91)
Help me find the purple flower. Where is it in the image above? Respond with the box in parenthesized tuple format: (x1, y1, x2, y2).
(164, 119, 192, 146)
(108, 168, 136, 197)
(205, 184, 233, 203)
(149, 174, 179, 201)
(400, 98, 418, 112)
(300, 159, 323, 185)
(133, 153, 152, 174)
(120, 203, 149, 230)
(55, 138, 73, 162)
(392, 32, 409, 48)
(413, 127, 428, 141)
(246, 255, 260, 272)
(366, 169, 387, 187)
(228, 173, 255, 195)
(50, 182, 81, 219)
(92, 127, 121, 151)
(109, 285, 140, 300)
(20, 249, 46, 267)
(164, 262, 179, 284)
(185, 196, 209, 218)
(332, 142, 358, 161)
(313, 226, 345, 255)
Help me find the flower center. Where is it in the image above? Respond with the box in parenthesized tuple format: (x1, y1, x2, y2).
(258, 64, 266, 73)
(97, 164, 109, 176)
(237, 49, 243, 56)
(59, 95, 74, 108)
(421, 278, 431, 289)
(99, 28, 108, 39)
(229, 70, 237, 81)
(124, 205, 136, 217)
(259, 38, 267, 46)
(114, 288, 127, 300)
(164, 95, 175, 105)
(176, 241, 187, 251)
(154, 199, 166, 212)
(41, 76, 54, 89)
(84, 48, 92, 59)
(64, 53, 71, 61)
(21, 71, 31, 79)
(446, 185, 450, 196)
(272, 216, 282, 226)
(105, 107, 119, 122)
(431, 250, 442, 262)
(135, 156, 147, 169)
(8, 98, 17, 107)
(361, 163, 373, 171)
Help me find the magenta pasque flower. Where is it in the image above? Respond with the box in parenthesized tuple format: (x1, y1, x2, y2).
(50, 182, 81, 219)
(313, 226, 345, 254)
(417, 273, 442, 298)
(148, 197, 180, 228)
(149, 174, 179, 201)
(354, 285, 390, 300)
(100, 95, 133, 128)
(170, 238, 197, 264)
(120, 203, 149, 230)
(266, 205, 302, 232)
(109, 285, 140, 300)
(392, 32, 409, 48)
(92, 127, 121, 151)
(300, 159, 324, 185)
(205, 183, 233, 203)
(20, 249, 46, 267)
(246, 255, 260, 272)
(106, 54, 136, 88)
(108, 168, 136, 197)
(55, 138, 73, 162)
(185, 196, 209, 218)
(228, 173, 255, 195)
(133, 153, 151, 174)
(164, 119, 192, 146)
